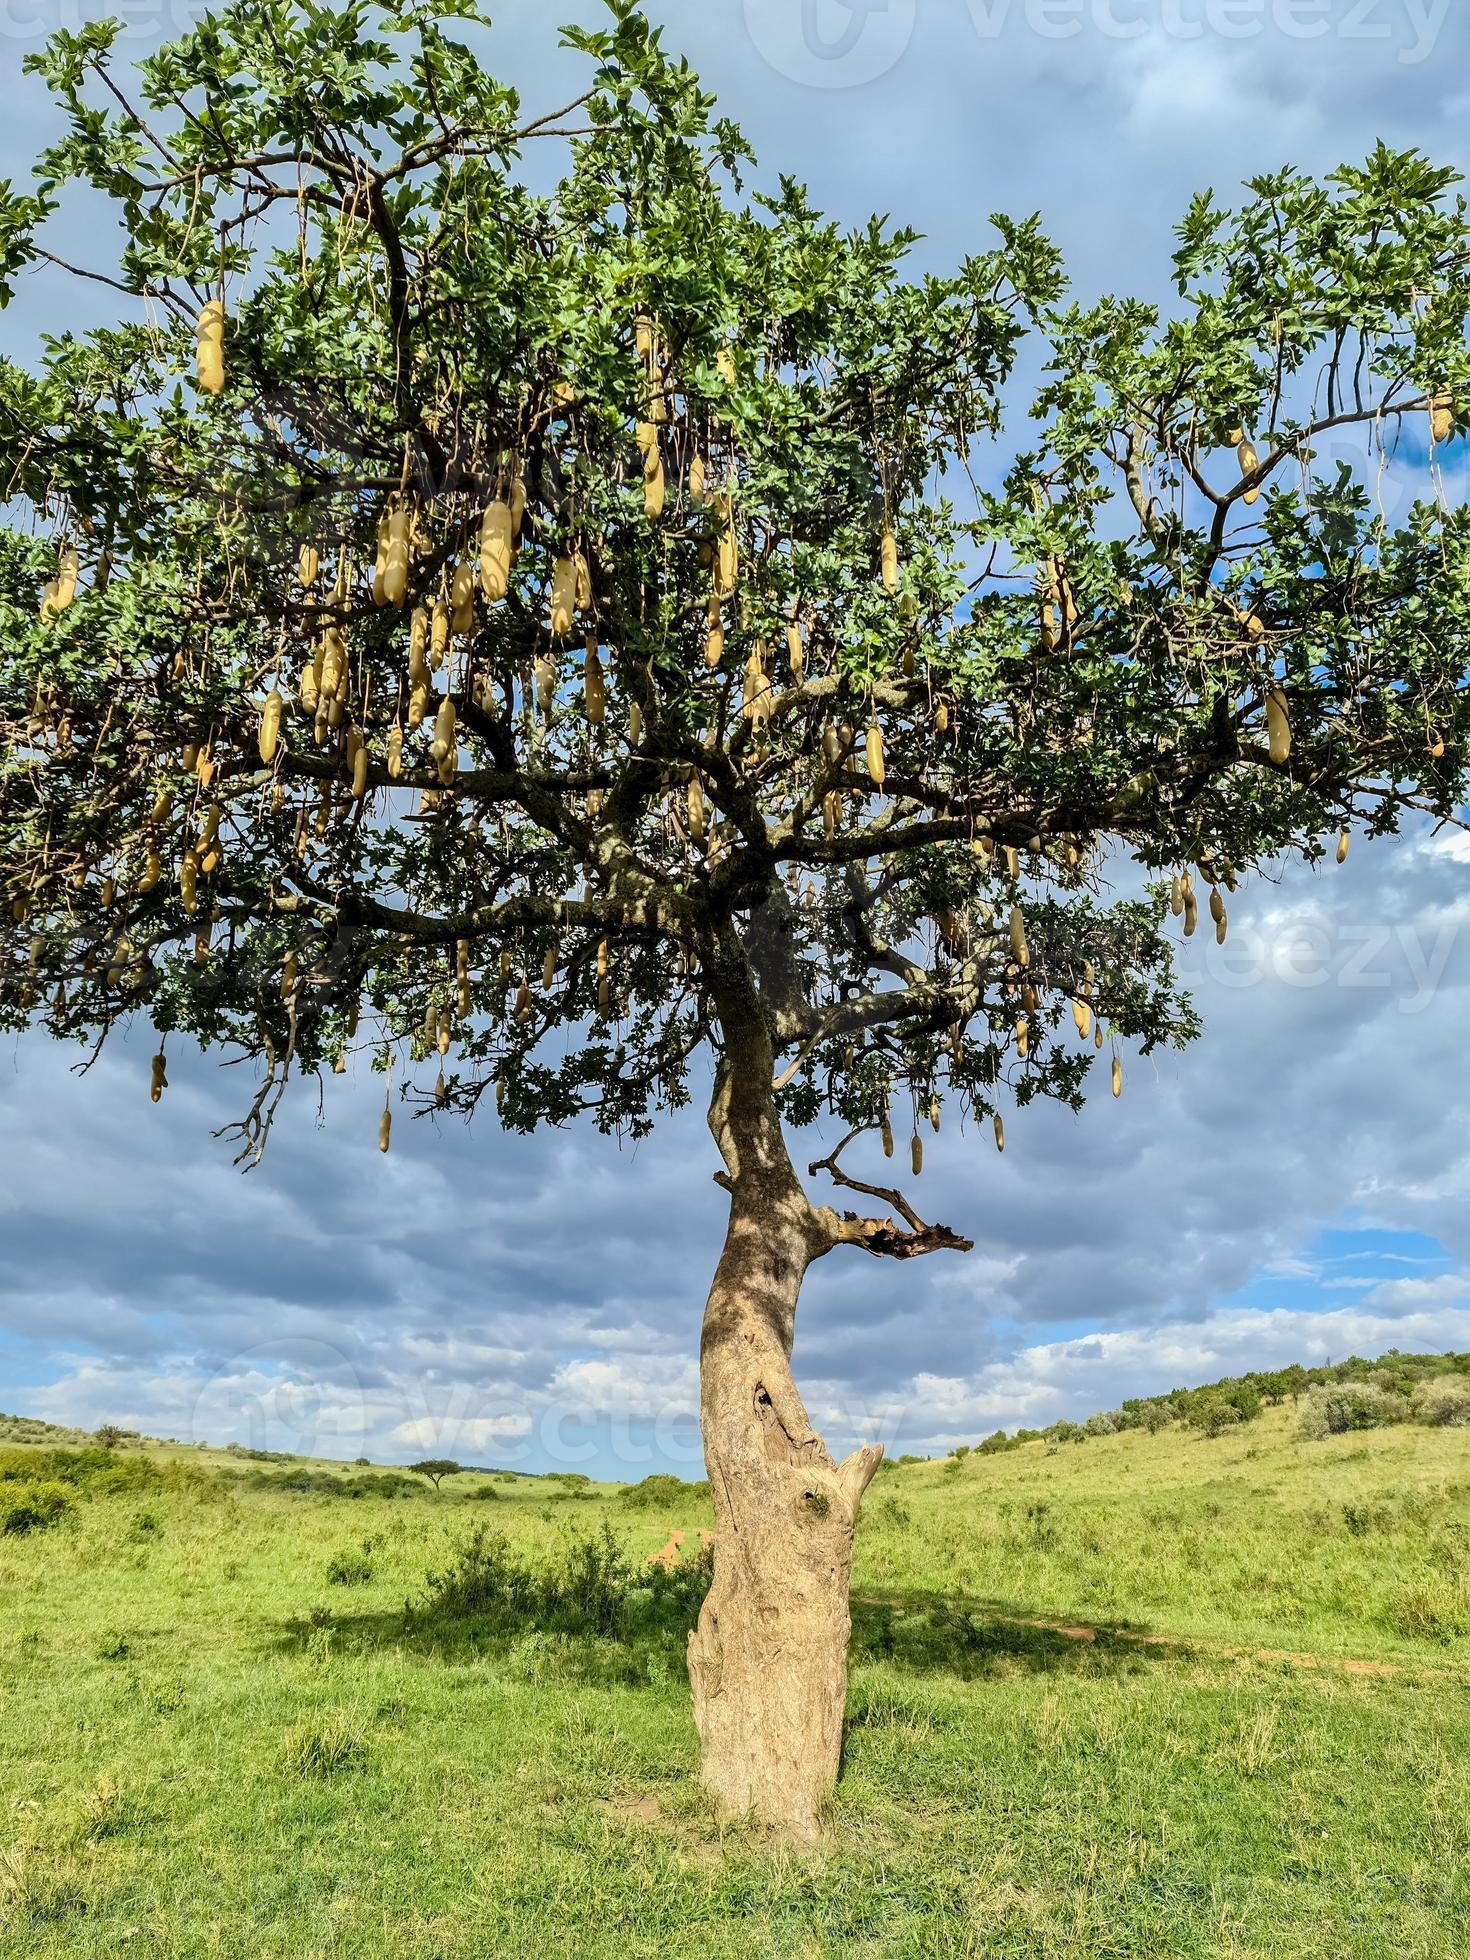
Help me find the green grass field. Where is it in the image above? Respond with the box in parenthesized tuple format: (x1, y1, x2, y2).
(2, 1407, 1468, 1957)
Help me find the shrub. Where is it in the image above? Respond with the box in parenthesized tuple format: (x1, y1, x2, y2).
(1, 1481, 71, 1535)
(1299, 1383, 1409, 1440)
(1412, 1376, 1470, 1428)
(1188, 1396, 1242, 1439)
(620, 1474, 707, 1510)
(1043, 1420, 1086, 1446)
(414, 1523, 709, 1644)
(326, 1542, 375, 1587)
(976, 1430, 1016, 1455)
(1084, 1411, 1120, 1437)
(1141, 1403, 1172, 1434)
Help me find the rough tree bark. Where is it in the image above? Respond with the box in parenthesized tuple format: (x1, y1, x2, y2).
(686, 1004, 882, 1842)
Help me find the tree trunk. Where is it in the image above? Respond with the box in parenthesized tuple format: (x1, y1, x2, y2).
(686, 1029, 881, 1840)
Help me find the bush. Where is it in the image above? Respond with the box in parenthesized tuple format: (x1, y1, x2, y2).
(976, 1430, 1016, 1455)
(1084, 1411, 1120, 1437)
(1043, 1421, 1086, 1446)
(1299, 1383, 1409, 1440)
(619, 1474, 707, 1510)
(414, 1524, 709, 1644)
(326, 1541, 375, 1586)
(1, 1480, 71, 1535)
(1412, 1376, 1470, 1428)
(1188, 1395, 1242, 1439)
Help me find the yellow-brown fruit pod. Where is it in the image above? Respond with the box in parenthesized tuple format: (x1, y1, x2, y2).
(137, 849, 163, 895)
(705, 593, 725, 669)
(642, 442, 666, 521)
(1429, 728, 1446, 760)
(281, 951, 298, 999)
(1431, 394, 1454, 444)
(101, 876, 117, 908)
(451, 561, 477, 637)
(179, 850, 200, 915)
(550, 557, 579, 640)
(911, 1134, 924, 1178)
(1003, 845, 1020, 882)
(881, 1115, 895, 1160)
(1170, 873, 1185, 918)
(509, 475, 529, 535)
(1210, 887, 1227, 945)
(480, 501, 514, 603)
(880, 527, 899, 594)
(689, 454, 707, 505)
(1266, 688, 1292, 766)
(431, 695, 457, 764)
(743, 647, 770, 725)
(1073, 997, 1093, 1042)
(785, 621, 805, 680)
(543, 944, 558, 992)
(43, 546, 80, 618)
(372, 513, 390, 606)
(1016, 1016, 1030, 1061)
(196, 299, 225, 395)
(299, 658, 319, 713)
(319, 627, 346, 702)
(714, 497, 738, 596)
(1237, 436, 1258, 477)
(386, 722, 404, 779)
(351, 740, 369, 801)
(865, 721, 886, 789)
(409, 607, 430, 685)
(298, 543, 320, 589)
(383, 501, 411, 609)
(379, 1108, 392, 1155)
(431, 599, 451, 666)
(258, 688, 284, 766)
(629, 699, 644, 747)
(150, 1053, 168, 1105)
(687, 775, 706, 844)
(584, 640, 606, 725)
(993, 1112, 1006, 1154)
(1183, 881, 1199, 939)
(1112, 1055, 1124, 1099)
(408, 679, 430, 730)
(500, 948, 514, 985)
(1336, 827, 1350, 866)
(1008, 905, 1029, 968)
(822, 791, 839, 840)
(934, 697, 952, 737)
(514, 976, 532, 1023)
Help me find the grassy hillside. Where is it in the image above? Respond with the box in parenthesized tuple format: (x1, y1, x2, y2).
(2, 1407, 1467, 1957)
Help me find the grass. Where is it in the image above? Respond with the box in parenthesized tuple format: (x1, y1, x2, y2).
(0, 1408, 1467, 1956)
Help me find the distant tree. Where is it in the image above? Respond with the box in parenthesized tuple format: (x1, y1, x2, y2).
(2, 2, 1468, 1838)
(93, 1425, 127, 1450)
(408, 1460, 463, 1493)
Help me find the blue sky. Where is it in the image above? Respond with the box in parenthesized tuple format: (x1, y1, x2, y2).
(1, 1, 1468, 1474)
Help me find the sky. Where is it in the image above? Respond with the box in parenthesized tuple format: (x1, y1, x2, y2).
(2, 0, 1468, 1476)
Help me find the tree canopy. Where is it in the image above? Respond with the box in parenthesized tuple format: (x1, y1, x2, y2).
(1, 0, 1467, 1232)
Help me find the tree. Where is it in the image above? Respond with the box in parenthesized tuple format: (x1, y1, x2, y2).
(408, 1459, 464, 1493)
(0, 2, 1467, 1838)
